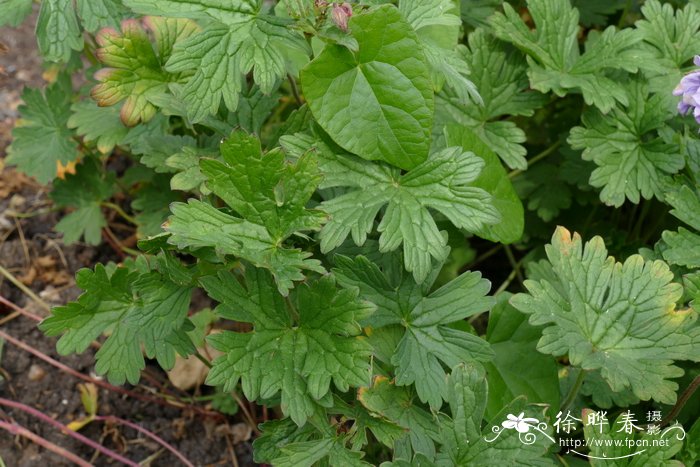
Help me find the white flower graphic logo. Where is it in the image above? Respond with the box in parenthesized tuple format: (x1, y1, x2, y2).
(502, 412, 539, 433)
(485, 412, 555, 445)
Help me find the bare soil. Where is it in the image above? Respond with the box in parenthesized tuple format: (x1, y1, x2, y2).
(0, 11, 257, 467)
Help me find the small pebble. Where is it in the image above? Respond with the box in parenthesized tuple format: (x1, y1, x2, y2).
(27, 364, 46, 382)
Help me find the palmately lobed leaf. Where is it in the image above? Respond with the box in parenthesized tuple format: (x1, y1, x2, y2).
(358, 365, 554, 464)
(398, 0, 481, 105)
(511, 226, 700, 404)
(203, 267, 374, 426)
(662, 184, 700, 269)
(490, 0, 641, 113)
(123, 0, 260, 22)
(6, 77, 79, 184)
(438, 28, 546, 170)
(36, 0, 83, 62)
(568, 77, 683, 207)
(334, 255, 494, 409)
(68, 100, 130, 153)
(50, 158, 116, 245)
(166, 131, 327, 295)
(76, 0, 127, 33)
(315, 142, 499, 283)
(635, 0, 700, 75)
(40, 262, 194, 385)
(164, 13, 309, 122)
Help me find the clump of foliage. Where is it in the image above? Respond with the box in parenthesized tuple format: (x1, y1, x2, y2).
(4, 0, 700, 464)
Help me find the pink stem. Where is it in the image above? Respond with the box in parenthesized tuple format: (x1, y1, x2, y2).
(0, 419, 92, 467)
(0, 294, 43, 321)
(0, 329, 221, 419)
(0, 397, 138, 466)
(94, 416, 194, 467)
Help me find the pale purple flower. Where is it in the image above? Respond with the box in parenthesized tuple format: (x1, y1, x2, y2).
(673, 56, 700, 123)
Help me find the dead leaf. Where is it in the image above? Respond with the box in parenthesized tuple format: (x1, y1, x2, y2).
(56, 160, 77, 180)
(167, 355, 209, 391)
(35, 255, 56, 268)
(19, 266, 36, 285)
(215, 422, 252, 444)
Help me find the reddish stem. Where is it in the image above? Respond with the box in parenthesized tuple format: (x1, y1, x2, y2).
(0, 329, 222, 419)
(0, 397, 138, 466)
(0, 419, 92, 467)
(101, 228, 127, 259)
(94, 415, 194, 467)
(0, 294, 43, 322)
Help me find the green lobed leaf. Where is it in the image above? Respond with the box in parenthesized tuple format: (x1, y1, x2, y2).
(358, 376, 441, 459)
(123, 0, 260, 22)
(164, 14, 309, 122)
(68, 100, 130, 153)
(440, 364, 555, 466)
(50, 158, 116, 245)
(513, 162, 573, 222)
(330, 396, 406, 451)
(399, 0, 480, 105)
(334, 255, 494, 409)
(301, 4, 434, 171)
(76, 0, 127, 32)
(6, 78, 79, 184)
(511, 226, 700, 405)
(0, 0, 33, 27)
(663, 185, 700, 268)
(40, 263, 194, 385)
(460, 0, 500, 28)
(36, 0, 83, 62)
(131, 174, 182, 238)
(437, 29, 546, 170)
(166, 131, 327, 295)
(636, 0, 700, 70)
(284, 134, 499, 283)
(580, 370, 640, 409)
(203, 268, 374, 426)
(490, 0, 642, 113)
(568, 77, 683, 207)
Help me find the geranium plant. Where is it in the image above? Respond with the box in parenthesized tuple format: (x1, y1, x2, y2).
(3, 0, 700, 464)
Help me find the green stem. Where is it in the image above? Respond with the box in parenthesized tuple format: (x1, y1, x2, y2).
(618, 0, 633, 28)
(288, 73, 304, 107)
(630, 200, 651, 241)
(508, 141, 562, 179)
(466, 244, 503, 270)
(560, 368, 586, 414)
(503, 245, 525, 286)
(493, 267, 518, 296)
(7, 208, 58, 219)
(101, 201, 138, 225)
(194, 351, 213, 369)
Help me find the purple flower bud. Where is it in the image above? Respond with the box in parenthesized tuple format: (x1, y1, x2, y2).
(674, 55, 700, 124)
(331, 2, 352, 32)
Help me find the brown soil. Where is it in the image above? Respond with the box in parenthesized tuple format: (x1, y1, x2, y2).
(0, 11, 257, 467)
